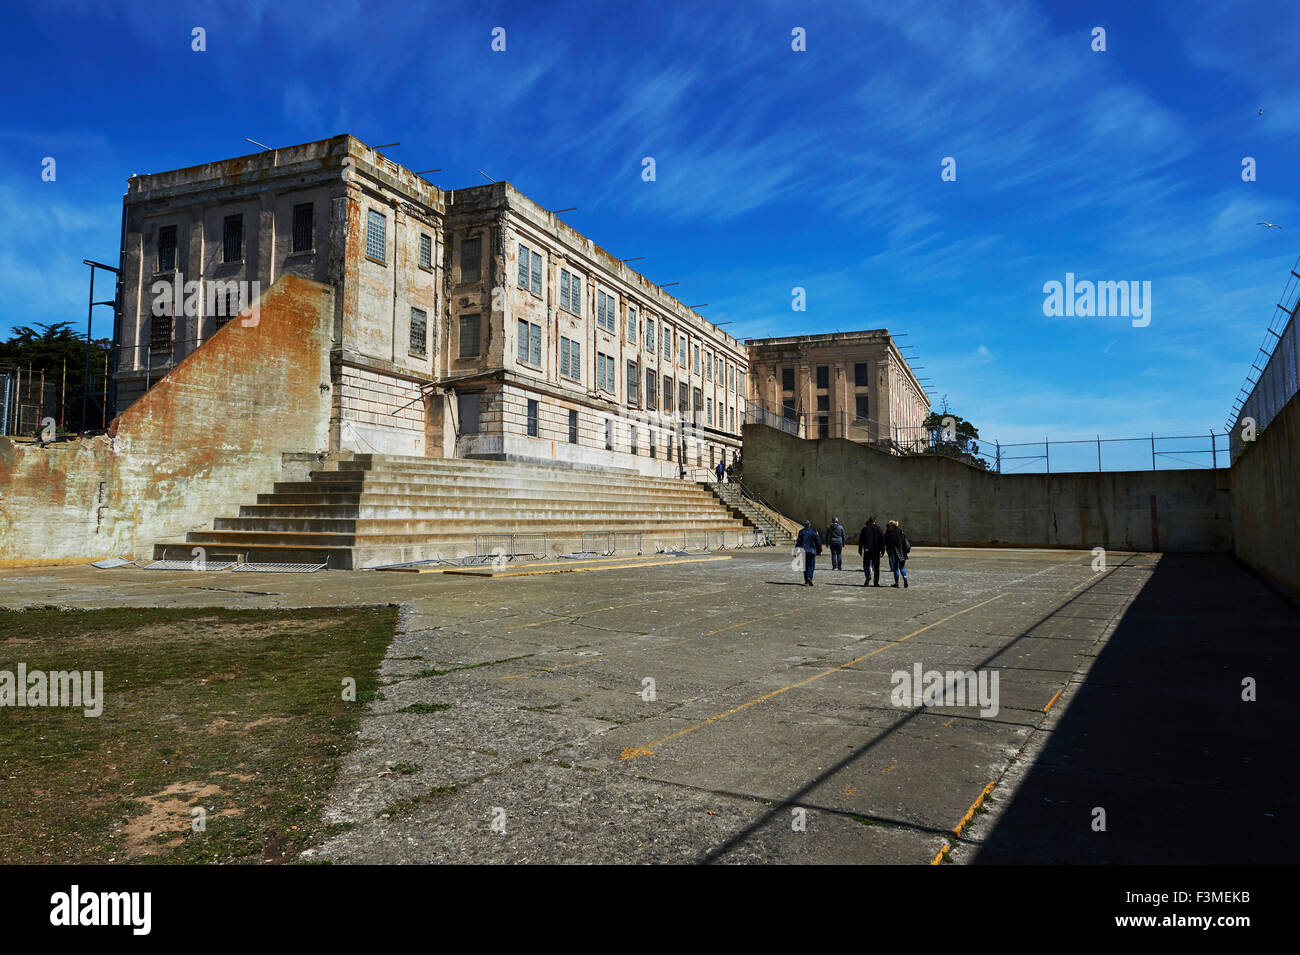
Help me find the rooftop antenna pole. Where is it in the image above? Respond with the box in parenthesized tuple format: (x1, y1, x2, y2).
(245, 138, 273, 151)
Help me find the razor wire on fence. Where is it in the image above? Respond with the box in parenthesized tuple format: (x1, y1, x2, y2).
(1227, 256, 1300, 461)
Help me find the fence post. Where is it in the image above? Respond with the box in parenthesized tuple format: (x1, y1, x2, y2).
(1097, 435, 1102, 472)
(995, 440, 1001, 473)
(1151, 433, 1156, 470)
(1210, 430, 1217, 470)
(1045, 438, 1050, 475)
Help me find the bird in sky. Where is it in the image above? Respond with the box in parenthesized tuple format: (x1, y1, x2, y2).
(1258, 108, 1264, 116)
(1257, 222, 1283, 229)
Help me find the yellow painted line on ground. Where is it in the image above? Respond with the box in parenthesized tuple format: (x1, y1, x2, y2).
(1044, 688, 1064, 713)
(930, 843, 950, 866)
(619, 592, 1008, 760)
(448, 555, 730, 578)
(702, 606, 802, 636)
(952, 780, 996, 837)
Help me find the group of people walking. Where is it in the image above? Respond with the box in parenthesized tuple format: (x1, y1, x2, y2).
(794, 516, 911, 588)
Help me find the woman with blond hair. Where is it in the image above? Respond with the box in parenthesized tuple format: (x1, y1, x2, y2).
(884, 520, 910, 588)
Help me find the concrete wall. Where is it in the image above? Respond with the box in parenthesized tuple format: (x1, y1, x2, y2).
(0, 275, 333, 566)
(1230, 389, 1300, 595)
(741, 424, 1234, 552)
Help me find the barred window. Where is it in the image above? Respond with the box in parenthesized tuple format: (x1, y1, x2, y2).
(568, 409, 579, 444)
(646, 318, 655, 352)
(410, 307, 428, 356)
(679, 335, 687, 367)
(292, 204, 314, 253)
(627, 359, 639, 405)
(150, 311, 171, 351)
(460, 236, 481, 283)
(855, 362, 868, 387)
(527, 399, 539, 437)
(596, 353, 615, 393)
(707, 397, 713, 426)
(663, 376, 674, 413)
(214, 287, 240, 330)
(157, 225, 178, 272)
(366, 210, 386, 262)
(223, 214, 243, 263)
(705, 352, 712, 381)
(517, 319, 541, 366)
(518, 243, 542, 294)
(664, 324, 673, 359)
(419, 233, 433, 269)
(560, 336, 581, 381)
(560, 269, 582, 315)
(645, 370, 657, 410)
(627, 305, 637, 344)
(782, 367, 795, 392)
(693, 344, 700, 374)
(678, 381, 688, 417)
(596, 291, 617, 333)
(458, 314, 480, 357)
(630, 425, 638, 455)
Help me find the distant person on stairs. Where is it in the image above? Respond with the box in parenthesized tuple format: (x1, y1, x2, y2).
(827, 517, 846, 570)
(795, 520, 822, 587)
(715, 460, 726, 483)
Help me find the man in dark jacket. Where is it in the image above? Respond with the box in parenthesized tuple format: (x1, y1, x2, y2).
(795, 520, 822, 586)
(885, 520, 910, 588)
(858, 516, 885, 587)
(826, 517, 846, 570)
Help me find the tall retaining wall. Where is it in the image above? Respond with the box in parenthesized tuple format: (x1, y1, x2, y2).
(1229, 390, 1300, 596)
(740, 424, 1234, 552)
(0, 275, 334, 566)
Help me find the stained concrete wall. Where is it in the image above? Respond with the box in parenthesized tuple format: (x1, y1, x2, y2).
(1229, 390, 1300, 596)
(0, 275, 333, 566)
(741, 424, 1234, 552)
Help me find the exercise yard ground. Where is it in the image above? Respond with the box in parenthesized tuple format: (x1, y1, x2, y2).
(0, 547, 1294, 864)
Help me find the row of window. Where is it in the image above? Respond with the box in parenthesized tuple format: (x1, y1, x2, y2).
(367, 209, 438, 270)
(514, 240, 744, 392)
(781, 362, 871, 392)
(520, 399, 733, 464)
(155, 204, 316, 274)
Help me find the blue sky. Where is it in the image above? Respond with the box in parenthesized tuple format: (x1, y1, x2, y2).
(2, 0, 1297, 450)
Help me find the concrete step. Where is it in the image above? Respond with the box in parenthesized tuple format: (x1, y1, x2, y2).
(307, 469, 723, 499)
(215, 510, 750, 532)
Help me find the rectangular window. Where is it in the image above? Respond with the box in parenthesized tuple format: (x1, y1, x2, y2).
(605, 418, 614, 451)
(706, 352, 713, 381)
(596, 290, 617, 333)
(739, 370, 746, 396)
(663, 325, 673, 359)
(560, 269, 582, 315)
(707, 397, 713, 426)
(856, 395, 870, 419)
(693, 344, 700, 374)
(410, 307, 427, 356)
(663, 376, 674, 413)
(419, 232, 433, 269)
(645, 371, 657, 411)
(459, 314, 480, 358)
(214, 287, 238, 330)
(818, 416, 830, 438)
(568, 409, 579, 444)
(679, 382, 688, 418)
(667, 439, 673, 462)
(460, 236, 481, 283)
(517, 319, 541, 366)
(693, 387, 703, 420)
(366, 210, 386, 262)
(627, 305, 637, 344)
(518, 243, 542, 293)
(292, 203, 314, 254)
(530, 249, 542, 294)
(816, 394, 829, 411)
(157, 225, 178, 272)
(627, 360, 639, 405)
(527, 399, 539, 437)
(816, 365, 829, 390)
(150, 311, 171, 351)
(458, 393, 481, 434)
(649, 429, 656, 458)
(222, 214, 243, 263)
(596, 353, 615, 393)
(560, 337, 582, 381)
(630, 425, 638, 456)
(518, 243, 530, 289)
(729, 407, 735, 433)
(854, 362, 868, 387)
(679, 335, 687, 366)
(645, 318, 655, 352)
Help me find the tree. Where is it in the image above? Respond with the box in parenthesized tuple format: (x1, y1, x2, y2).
(0, 322, 112, 432)
(919, 396, 989, 470)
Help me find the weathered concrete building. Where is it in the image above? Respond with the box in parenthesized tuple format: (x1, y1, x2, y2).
(115, 135, 747, 477)
(745, 330, 929, 448)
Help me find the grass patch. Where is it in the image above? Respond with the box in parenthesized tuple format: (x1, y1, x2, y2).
(0, 604, 396, 864)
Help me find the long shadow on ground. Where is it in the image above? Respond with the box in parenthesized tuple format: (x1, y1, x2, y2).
(972, 553, 1300, 864)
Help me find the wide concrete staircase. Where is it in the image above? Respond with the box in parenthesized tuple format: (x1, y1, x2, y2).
(706, 481, 797, 544)
(155, 454, 755, 569)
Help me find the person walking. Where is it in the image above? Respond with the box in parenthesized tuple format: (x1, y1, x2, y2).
(827, 517, 846, 571)
(715, 459, 725, 483)
(884, 519, 910, 588)
(858, 516, 885, 587)
(795, 520, 822, 586)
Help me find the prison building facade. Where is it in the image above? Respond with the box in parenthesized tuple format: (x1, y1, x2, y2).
(114, 135, 746, 478)
(745, 330, 929, 449)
